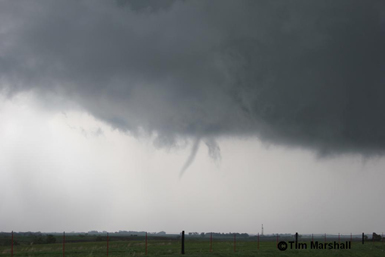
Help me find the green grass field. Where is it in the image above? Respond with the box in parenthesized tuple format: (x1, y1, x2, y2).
(1, 236, 385, 257)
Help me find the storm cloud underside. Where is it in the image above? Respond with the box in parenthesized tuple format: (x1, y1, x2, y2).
(1, 0, 385, 157)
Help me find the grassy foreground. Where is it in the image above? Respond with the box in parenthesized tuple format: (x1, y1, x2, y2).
(1, 239, 385, 257)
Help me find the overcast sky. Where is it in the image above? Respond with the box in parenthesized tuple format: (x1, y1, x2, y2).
(1, 0, 385, 235)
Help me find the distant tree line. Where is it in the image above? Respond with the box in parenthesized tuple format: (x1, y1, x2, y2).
(0, 236, 19, 246)
(32, 234, 56, 244)
(187, 232, 250, 238)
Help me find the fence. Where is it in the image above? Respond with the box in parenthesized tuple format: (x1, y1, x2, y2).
(1, 231, 384, 256)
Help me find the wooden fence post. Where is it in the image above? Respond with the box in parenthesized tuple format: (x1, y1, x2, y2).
(257, 233, 259, 250)
(63, 232, 65, 257)
(276, 234, 278, 249)
(107, 233, 109, 256)
(11, 231, 13, 257)
(210, 232, 212, 252)
(233, 234, 236, 252)
(181, 231, 185, 254)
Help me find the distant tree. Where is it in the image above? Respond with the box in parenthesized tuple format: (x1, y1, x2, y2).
(96, 236, 104, 241)
(46, 234, 56, 244)
(2, 239, 19, 246)
(33, 235, 45, 244)
(373, 233, 382, 241)
(240, 233, 249, 238)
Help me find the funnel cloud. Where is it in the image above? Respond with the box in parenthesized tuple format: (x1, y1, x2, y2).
(179, 137, 201, 177)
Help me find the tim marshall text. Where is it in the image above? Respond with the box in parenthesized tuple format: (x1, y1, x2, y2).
(277, 241, 352, 251)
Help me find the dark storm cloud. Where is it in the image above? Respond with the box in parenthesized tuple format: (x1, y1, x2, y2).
(1, 0, 385, 156)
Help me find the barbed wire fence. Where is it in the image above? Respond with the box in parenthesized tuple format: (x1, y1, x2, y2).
(1, 230, 384, 256)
